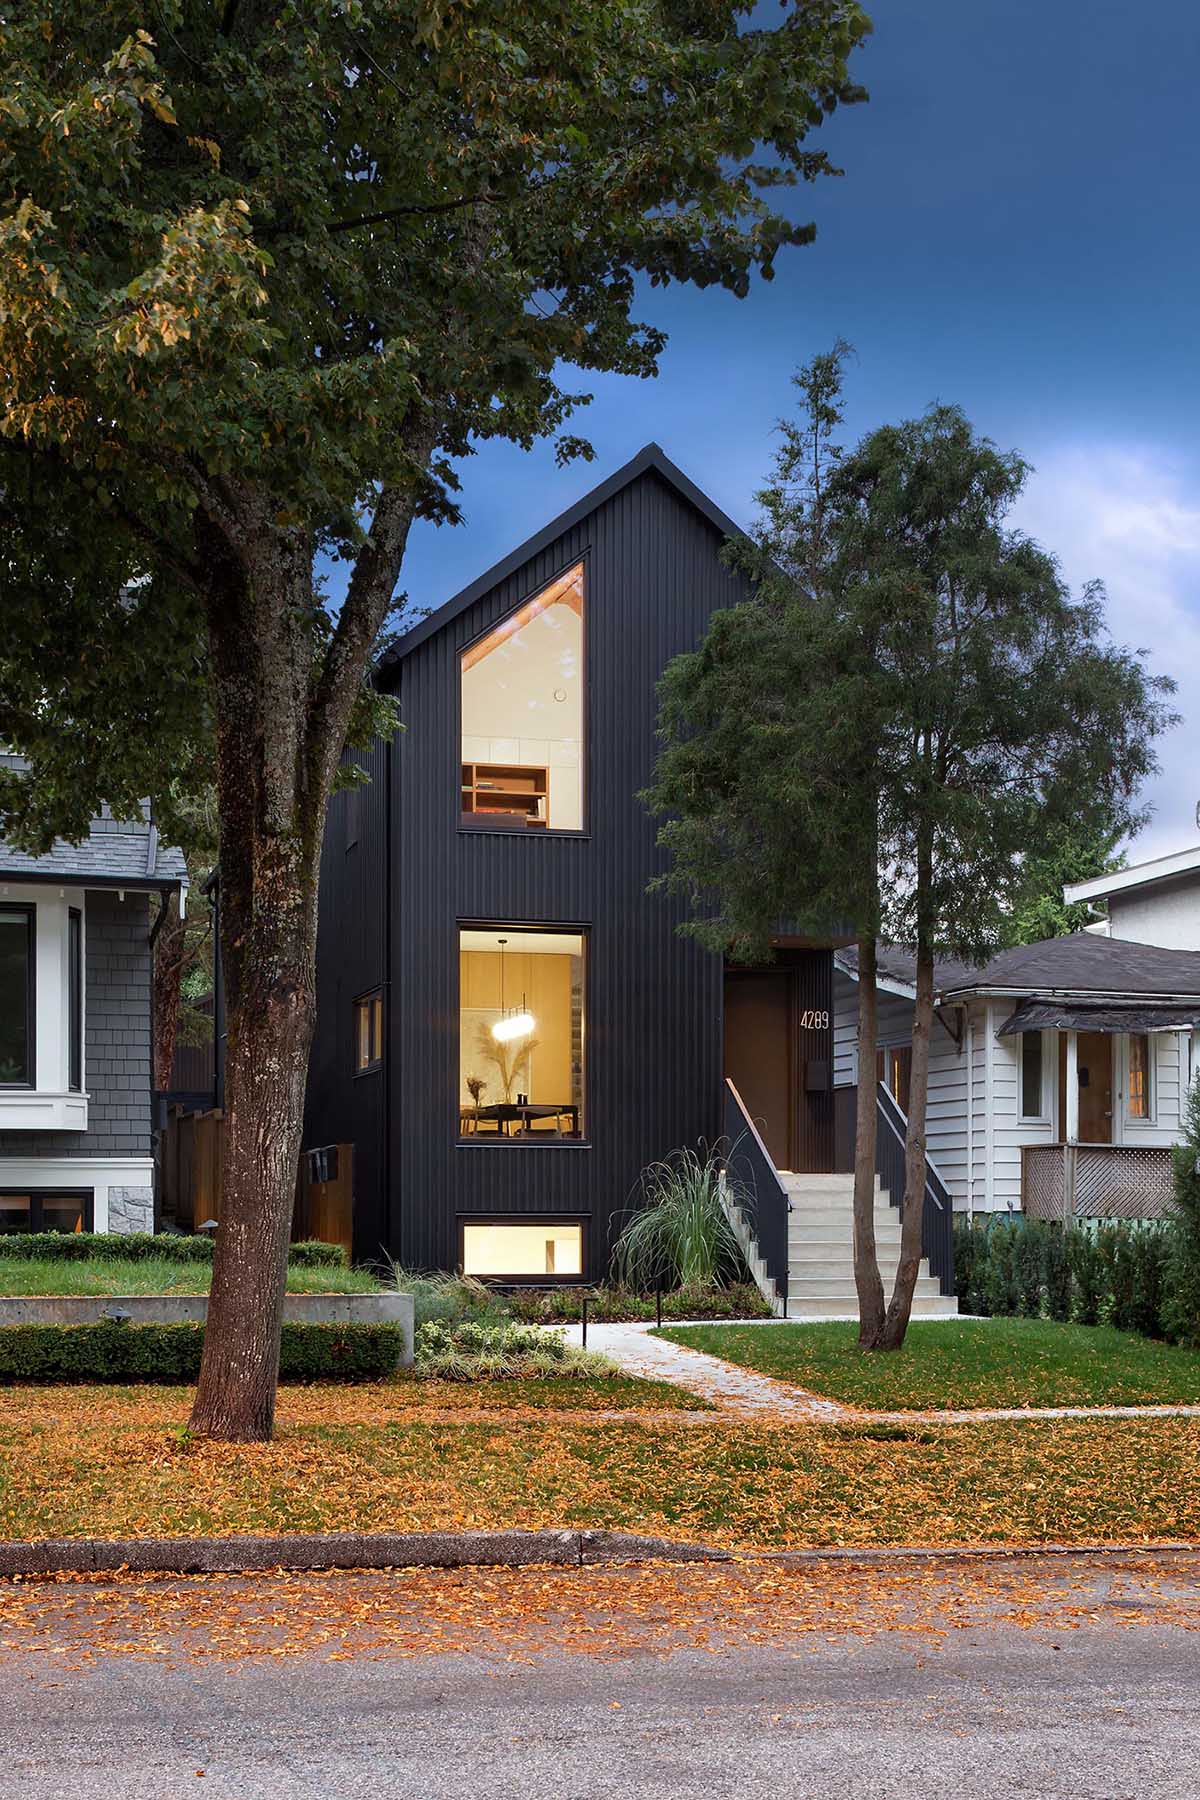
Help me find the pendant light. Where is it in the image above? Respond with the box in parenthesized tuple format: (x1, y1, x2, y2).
(492, 937, 535, 1041)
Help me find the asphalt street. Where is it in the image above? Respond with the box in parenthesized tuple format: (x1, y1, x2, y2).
(1, 1554, 1197, 1799)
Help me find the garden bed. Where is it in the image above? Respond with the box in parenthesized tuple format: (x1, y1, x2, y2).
(506, 1282, 771, 1324)
(655, 1319, 1200, 1410)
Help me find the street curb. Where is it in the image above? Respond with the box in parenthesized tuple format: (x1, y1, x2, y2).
(0, 1528, 731, 1579)
(765, 1540, 1200, 1568)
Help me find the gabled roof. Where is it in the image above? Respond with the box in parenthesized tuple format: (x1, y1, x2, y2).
(837, 931, 1200, 1001)
(377, 442, 744, 681)
(0, 758, 187, 890)
(1063, 842, 1200, 905)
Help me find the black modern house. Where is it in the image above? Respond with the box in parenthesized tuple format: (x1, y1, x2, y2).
(304, 445, 843, 1288)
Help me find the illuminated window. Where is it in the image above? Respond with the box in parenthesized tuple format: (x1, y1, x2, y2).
(458, 928, 585, 1138)
(875, 1045, 912, 1115)
(1020, 1031, 1045, 1119)
(0, 1192, 91, 1234)
(1128, 1033, 1151, 1120)
(354, 991, 383, 1074)
(462, 1221, 583, 1279)
(461, 564, 584, 832)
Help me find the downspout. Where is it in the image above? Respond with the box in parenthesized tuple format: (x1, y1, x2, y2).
(984, 1001, 995, 1212)
(383, 729, 394, 1259)
(965, 1006, 974, 1222)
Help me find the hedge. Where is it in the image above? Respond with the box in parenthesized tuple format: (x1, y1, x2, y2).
(953, 1217, 1186, 1343)
(0, 1233, 348, 1268)
(0, 1321, 404, 1383)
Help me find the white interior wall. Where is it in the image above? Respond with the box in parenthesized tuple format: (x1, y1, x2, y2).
(461, 601, 583, 829)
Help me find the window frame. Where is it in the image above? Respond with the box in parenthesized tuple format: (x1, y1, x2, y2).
(457, 556, 589, 839)
(352, 989, 384, 1076)
(456, 922, 589, 1147)
(1125, 1031, 1154, 1123)
(0, 1189, 94, 1234)
(68, 906, 83, 1094)
(458, 1215, 588, 1284)
(0, 902, 36, 1089)
(1019, 1028, 1048, 1123)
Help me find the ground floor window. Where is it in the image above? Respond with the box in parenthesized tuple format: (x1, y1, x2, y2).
(458, 927, 585, 1138)
(876, 1044, 912, 1116)
(461, 1220, 584, 1279)
(0, 1190, 92, 1234)
(1127, 1032, 1153, 1120)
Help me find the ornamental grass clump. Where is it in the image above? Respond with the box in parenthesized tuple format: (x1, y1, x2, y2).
(612, 1143, 750, 1292)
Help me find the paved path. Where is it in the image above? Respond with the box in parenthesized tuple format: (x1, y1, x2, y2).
(561, 1321, 848, 1419)
(566, 1320, 1200, 1423)
(1, 1552, 1198, 1797)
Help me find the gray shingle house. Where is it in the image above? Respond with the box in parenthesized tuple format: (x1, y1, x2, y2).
(0, 757, 186, 1234)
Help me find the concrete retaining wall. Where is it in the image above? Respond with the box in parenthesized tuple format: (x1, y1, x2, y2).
(0, 1291, 414, 1363)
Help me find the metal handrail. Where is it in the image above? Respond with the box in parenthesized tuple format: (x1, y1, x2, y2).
(874, 1082, 956, 1295)
(723, 1078, 791, 1309)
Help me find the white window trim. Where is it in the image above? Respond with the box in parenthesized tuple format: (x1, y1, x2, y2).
(0, 884, 88, 1131)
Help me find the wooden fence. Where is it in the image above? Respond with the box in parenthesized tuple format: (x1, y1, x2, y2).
(159, 1108, 354, 1254)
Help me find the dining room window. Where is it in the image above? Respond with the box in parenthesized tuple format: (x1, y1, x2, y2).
(458, 928, 585, 1139)
(460, 563, 585, 832)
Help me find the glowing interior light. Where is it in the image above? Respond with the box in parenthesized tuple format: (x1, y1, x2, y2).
(491, 1010, 536, 1042)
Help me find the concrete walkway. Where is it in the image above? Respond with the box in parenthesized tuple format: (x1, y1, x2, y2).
(564, 1319, 1200, 1425)
(560, 1321, 848, 1419)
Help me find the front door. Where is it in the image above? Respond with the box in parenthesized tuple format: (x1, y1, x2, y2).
(724, 973, 792, 1167)
(1058, 1032, 1114, 1143)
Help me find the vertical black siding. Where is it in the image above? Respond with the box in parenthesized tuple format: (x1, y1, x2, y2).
(308, 465, 833, 1275)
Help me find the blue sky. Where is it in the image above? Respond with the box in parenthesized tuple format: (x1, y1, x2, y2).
(394, 0, 1200, 859)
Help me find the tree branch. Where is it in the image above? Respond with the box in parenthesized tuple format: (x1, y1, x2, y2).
(325, 196, 492, 235)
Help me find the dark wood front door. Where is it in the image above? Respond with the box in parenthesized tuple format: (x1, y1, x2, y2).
(1058, 1032, 1114, 1143)
(724, 973, 792, 1167)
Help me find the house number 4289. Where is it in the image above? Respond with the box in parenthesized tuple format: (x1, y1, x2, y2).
(799, 1009, 829, 1031)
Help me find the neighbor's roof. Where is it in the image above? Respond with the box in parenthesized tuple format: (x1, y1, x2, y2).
(1063, 842, 1200, 906)
(377, 442, 744, 680)
(837, 931, 1200, 1001)
(0, 757, 186, 890)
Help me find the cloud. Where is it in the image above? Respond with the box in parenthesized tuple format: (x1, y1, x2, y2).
(1011, 441, 1200, 859)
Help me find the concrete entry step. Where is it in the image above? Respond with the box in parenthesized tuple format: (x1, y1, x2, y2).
(784, 1294, 961, 1319)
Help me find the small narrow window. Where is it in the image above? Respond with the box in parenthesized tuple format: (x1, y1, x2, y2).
(461, 1221, 584, 1280)
(68, 907, 82, 1093)
(0, 904, 34, 1087)
(1021, 1031, 1044, 1119)
(1128, 1033, 1151, 1120)
(875, 1045, 912, 1116)
(354, 991, 383, 1074)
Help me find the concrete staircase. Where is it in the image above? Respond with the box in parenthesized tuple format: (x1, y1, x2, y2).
(783, 1172, 958, 1320)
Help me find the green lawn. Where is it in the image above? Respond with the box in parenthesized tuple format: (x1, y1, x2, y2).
(654, 1319, 1200, 1410)
(0, 1257, 380, 1297)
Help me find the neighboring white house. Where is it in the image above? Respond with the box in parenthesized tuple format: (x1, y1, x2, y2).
(0, 758, 186, 1233)
(1064, 842, 1200, 952)
(835, 933, 1200, 1223)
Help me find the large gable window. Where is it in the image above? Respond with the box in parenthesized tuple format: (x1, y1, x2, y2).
(461, 564, 584, 832)
(0, 905, 34, 1087)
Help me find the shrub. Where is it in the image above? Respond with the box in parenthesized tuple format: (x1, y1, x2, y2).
(611, 1142, 749, 1291)
(0, 1232, 349, 1268)
(506, 1281, 770, 1324)
(1068, 1228, 1105, 1326)
(1164, 1078, 1200, 1347)
(413, 1317, 608, 1380)
(1042, 1226, 1072, 1323)
(0, 1321, 406, 1383)
(981, 1221, 1020, 1318)
(378, 1263, 509, 1328)
(1013, 1226, 1045, 1318)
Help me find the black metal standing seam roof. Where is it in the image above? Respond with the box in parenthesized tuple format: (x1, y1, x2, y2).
(375, 442, 747, 681)
(838, 931, 1200, 1002)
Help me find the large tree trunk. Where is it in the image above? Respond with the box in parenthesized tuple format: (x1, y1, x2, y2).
(152, 891, 187, 1093)
(878, 945, 934, 1351)
(852, 932, 885, 1345)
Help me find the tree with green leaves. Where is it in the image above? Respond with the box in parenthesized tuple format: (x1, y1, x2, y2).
(1000, 818, 1125, 946)
(648, 370, 1176, 1350)
(0, 2, 871, 1438)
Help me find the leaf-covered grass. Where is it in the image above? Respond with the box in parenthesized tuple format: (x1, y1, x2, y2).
(0, 1387, 1195, 1548)
(654, 1319, 1200, 1410)
(0, 1257, 380, 1297)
